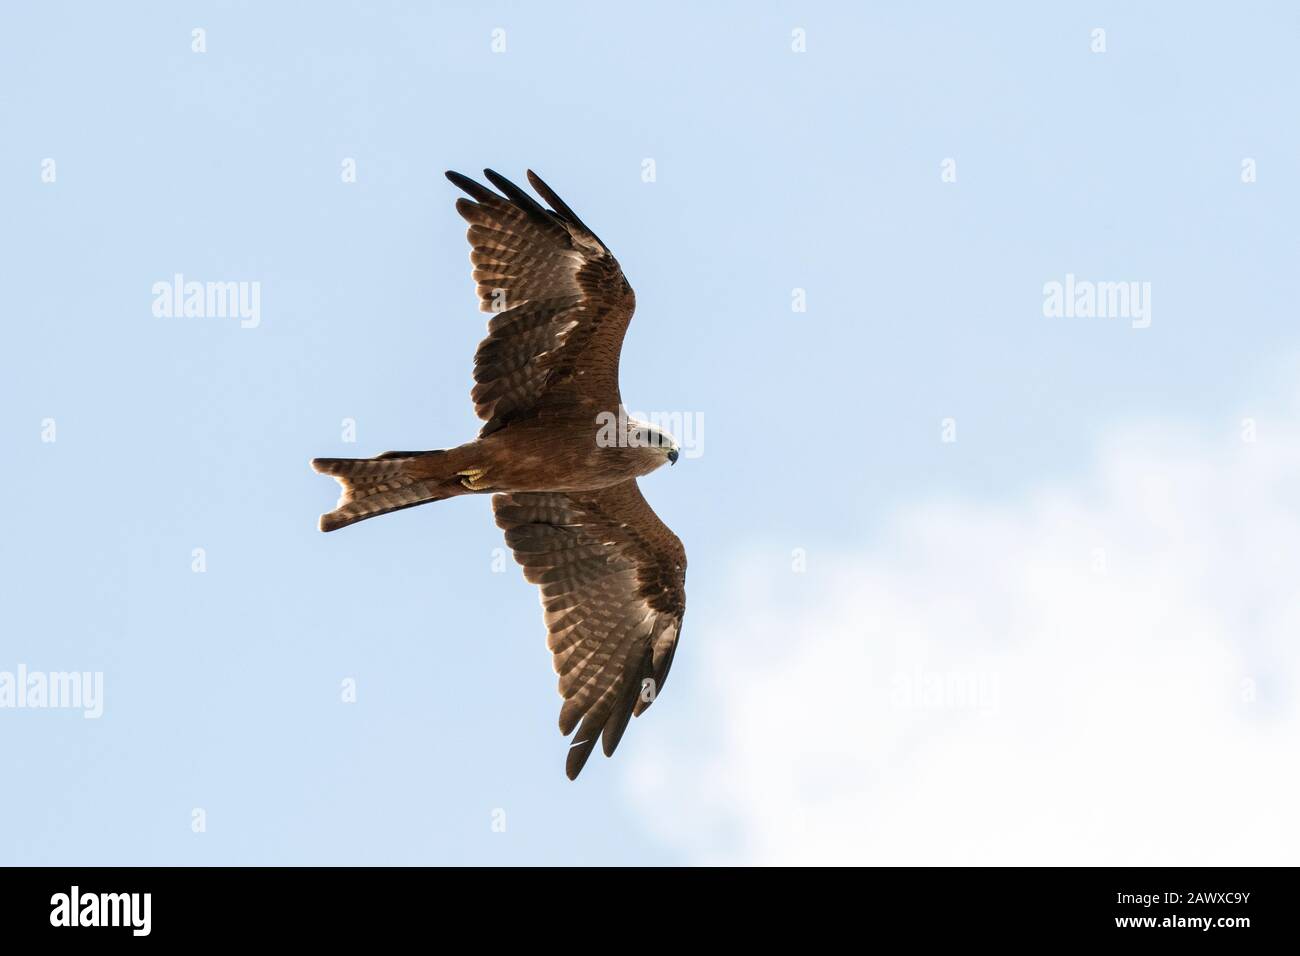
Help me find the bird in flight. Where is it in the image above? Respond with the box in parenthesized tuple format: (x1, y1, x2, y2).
(311, 169, 687, 779)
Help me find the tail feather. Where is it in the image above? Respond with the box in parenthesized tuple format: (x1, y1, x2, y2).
(311, 452, 450, 532)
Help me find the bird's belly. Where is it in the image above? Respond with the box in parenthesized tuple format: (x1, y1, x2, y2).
(486, 439, 636, 493)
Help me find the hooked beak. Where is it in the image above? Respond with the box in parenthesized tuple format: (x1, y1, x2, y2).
(668, 449, 679, 466)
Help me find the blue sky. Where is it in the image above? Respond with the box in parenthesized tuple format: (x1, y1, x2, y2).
(3, 2, 1299, 865)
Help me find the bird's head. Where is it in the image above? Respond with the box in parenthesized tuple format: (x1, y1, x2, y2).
(628, 420, 680, 469)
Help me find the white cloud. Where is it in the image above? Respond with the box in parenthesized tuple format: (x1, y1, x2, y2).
(626, 418, 1300, 865)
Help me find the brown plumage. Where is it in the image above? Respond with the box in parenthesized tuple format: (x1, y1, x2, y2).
(311, 169, 687, 779)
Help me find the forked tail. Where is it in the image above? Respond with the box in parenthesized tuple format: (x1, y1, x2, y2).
(311, 451, 452, 532)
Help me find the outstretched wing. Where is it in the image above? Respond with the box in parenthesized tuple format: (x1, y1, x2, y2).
(446, 169, 635, 436)
(493, 480, 686, 779)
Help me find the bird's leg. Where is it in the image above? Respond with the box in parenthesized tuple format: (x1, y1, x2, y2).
(457, 466, 491, 491)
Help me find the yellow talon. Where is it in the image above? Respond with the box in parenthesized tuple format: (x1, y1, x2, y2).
(457, 467, 490, 490)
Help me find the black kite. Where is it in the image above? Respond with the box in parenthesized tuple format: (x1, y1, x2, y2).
(311, 170, 687, 779)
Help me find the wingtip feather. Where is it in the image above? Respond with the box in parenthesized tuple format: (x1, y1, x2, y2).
(445, 170, 498, 202)
(483, 168, 548, 218)
(565, 734, 599, 780)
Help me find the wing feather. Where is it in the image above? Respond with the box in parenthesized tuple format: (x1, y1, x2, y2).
(446, 169, 635, 435)
(493, 480, 687, 779)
